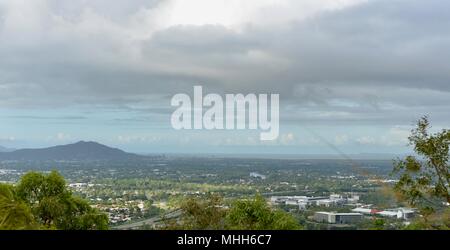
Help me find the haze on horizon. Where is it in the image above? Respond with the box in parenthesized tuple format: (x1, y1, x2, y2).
(0, 0, 449, 155)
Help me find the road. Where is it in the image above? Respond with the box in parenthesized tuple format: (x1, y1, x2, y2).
(112, 210, 182, 230)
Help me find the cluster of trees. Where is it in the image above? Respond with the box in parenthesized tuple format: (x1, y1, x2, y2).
(393, 117, 449, 229)
(163, 194, 301, 230)
(0, 171, 108, 230)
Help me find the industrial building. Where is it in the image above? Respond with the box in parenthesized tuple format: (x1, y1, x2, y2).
(351, 207, 416, 220)
(271, 194, 359, 210)
(314, 212, 363, 224)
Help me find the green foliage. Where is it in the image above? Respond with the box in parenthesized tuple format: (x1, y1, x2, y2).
(403, 208, 450, 230)
(371, 219, 385, 230)
(360, 189, 398, 209)
(226, 195, 301, 230)
(392, 116, 450, 228)
(56, 196, 109, 230)
(0, 171, 109, 230)
(165, 194, 301, 230)
(165, 194, 226, 230)
(393, 116, 449, 205)
(0, 184, 38, 230)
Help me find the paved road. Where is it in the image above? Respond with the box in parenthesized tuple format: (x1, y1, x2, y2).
(112, 210, 182, 230)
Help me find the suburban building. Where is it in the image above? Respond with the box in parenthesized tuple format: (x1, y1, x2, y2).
(250, 172, 266, 180)
(271, 194, 359, 209)
(314, 212, 363, 224)
(352, 207, 416, 220)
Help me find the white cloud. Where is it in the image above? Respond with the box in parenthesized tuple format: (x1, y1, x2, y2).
(117, 135, 161, 143)
(44, 132, 72, 142)
(334, 134, 349, 145)
(356, 136, 376, 145)
(0, 136, 15, 142)
(380, 126, 410, 146)
(356, 126, 410, 146)
(279, 132, 296, 145)
(156, 0, 367, 29)
(56, 132, 71, 141)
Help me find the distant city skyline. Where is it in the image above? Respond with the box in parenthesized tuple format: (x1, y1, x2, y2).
(0, 0, 449, 154)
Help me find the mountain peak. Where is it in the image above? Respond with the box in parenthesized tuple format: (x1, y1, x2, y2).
(0, 145, 16, 153)
(0, 141, 141, 161)
(74, 140, 98, 144)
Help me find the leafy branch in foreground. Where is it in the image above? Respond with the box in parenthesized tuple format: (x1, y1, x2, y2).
(392, 116, 449, 229)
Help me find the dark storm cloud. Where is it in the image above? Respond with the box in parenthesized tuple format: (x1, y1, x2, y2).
(274, 0, 450, 90)
(0, 0, 449, 125)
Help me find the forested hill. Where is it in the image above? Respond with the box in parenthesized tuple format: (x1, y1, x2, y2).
(0, 141, 142, 161)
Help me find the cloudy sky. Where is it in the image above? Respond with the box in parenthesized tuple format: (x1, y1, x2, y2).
(0, 0, 449, 155)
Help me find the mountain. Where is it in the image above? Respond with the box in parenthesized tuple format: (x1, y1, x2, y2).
(0, 145, 16, 153)
(0, 141, 142, 161)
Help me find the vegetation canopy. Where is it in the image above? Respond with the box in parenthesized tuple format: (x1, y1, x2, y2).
(164, 194, 301, 230)
(393, 116, 450, 229)
(0, 171, 108, 230)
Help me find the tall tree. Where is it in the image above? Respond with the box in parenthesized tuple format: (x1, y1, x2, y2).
(393, 116, 449, 228)
(1, 171, 109, 230)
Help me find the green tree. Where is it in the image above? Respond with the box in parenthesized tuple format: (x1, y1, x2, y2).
(1, 171, 109, 230)
(164, 194, 301, 230)
(165, 194, 226, 230)
(0, 184, 38, 230)
(225, 195, 301, 230)
(56, 196, 109, 230)
(393, 116, 450, 229)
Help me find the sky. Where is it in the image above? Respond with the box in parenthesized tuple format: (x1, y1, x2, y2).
(0, 0, 449, 155)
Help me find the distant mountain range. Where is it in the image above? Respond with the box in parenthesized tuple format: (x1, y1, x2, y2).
(0, 141, 142, 161)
